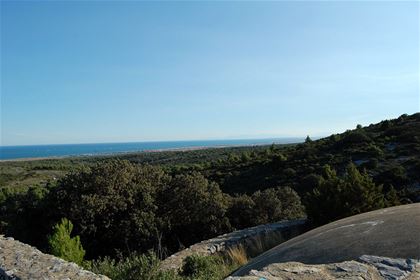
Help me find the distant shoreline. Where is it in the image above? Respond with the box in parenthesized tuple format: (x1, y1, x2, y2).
(0, 145, 211, 162)
(0, 141, 299, 163)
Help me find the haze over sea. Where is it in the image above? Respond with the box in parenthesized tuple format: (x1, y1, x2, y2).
(0, 138, 302, 160)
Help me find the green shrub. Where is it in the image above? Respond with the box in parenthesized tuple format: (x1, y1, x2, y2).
(159, 173, 231, 251)
(227, 194, 256, 229)
(0, 186, 51, 248)
(50, 160, 169, 258)
(251, 186, 305, 225)
(48, 218, 85, 265)
(181, 255, 227, 280)
(228, 186, 305, 229)
(89, 252, 238, 280)
(90, 252, 181, 280)
(305, 164, 388, 225)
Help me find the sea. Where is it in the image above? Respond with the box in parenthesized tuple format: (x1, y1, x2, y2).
(0, 138, 303, 160)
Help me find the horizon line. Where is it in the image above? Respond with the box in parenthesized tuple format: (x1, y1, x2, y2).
(0, 136, 311, 148)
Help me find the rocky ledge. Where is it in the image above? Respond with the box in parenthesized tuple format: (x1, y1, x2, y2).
(0, 235, 109, 280)
(226, 255, 420, 280)
(160, 219, 307, 271)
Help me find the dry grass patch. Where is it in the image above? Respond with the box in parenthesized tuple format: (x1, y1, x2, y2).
(226, 244, 248, 266)
(243, 230, 286, 258)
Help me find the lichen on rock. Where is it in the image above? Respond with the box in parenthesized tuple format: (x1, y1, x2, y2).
(226, 256, 420, 280)
(0, 235, 109, 280)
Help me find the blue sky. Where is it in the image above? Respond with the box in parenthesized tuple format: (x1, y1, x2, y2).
(1, 1, 419, 146)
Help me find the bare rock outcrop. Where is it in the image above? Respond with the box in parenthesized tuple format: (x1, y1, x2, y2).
(160, 219, 307, 271)
(233, 204, 420, 276)
(0, 235, 109, 280)
(226, 255, 420, 280)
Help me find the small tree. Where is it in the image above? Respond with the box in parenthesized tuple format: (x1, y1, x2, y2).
(385, 185, 401, 206)
(304, 164, 387, 225)
(48, 218, 85, 265)
(305, 135, 312, 143)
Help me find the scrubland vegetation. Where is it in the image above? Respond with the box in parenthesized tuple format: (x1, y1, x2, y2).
(0, 113, 419, 279)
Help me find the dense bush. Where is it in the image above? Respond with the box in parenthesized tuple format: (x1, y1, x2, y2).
(49, 161, 169, 258)
(181, 255, 227, 280)
(251, 187, 305, 225)
(89, 252, 179, 280)
(159, 173, 231, 251)
(89, 252, 237, 280)
(304, 164, 400, 225)
(0, 186, 51, 249)
(227, 186, 305, 229)
(0, 160, 306, 260)
(338, 130, 372, 148)
(227, 195, 256, 229)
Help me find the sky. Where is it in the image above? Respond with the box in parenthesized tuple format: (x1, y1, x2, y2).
(1, 1, 419, 146)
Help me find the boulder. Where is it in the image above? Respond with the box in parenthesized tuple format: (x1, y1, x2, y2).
(227, 256, 420, 280)
(0, 235, 109, 280)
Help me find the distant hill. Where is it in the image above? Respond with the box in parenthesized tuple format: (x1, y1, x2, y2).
(4, 113, 418, 199)
(195, 113, 420, 202)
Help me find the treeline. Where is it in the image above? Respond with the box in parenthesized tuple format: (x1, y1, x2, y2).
(3, 114, 418, 196)
(0, 144, 285, 190)
(0, 160, 305, 260)
(0, 159, 403, 261)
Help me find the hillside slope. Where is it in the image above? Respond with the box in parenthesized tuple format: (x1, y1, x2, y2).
(196, 113, 420, 199)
